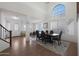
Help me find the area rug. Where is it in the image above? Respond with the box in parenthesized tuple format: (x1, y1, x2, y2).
(36, 40, 70, 56)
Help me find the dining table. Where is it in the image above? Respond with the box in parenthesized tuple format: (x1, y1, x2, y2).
(45, 33, 59, 43)
(50, 33, 59, 36)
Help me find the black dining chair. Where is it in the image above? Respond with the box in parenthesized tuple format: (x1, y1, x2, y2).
(49, 30, 54, 44)
(41, 31, 45, 42)
(33, 31, 36, 36)
(45, 30, 48, 34)
(36, 30, 40, 40)
(50, 30, 54, 34)
(53, 31, 62, 45)
(44, 30, 52, 44)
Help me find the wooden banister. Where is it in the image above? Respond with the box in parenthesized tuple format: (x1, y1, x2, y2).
(0, 24, 12, 47)
(0, 24, 9, 32)
(0, 38, 10, 43)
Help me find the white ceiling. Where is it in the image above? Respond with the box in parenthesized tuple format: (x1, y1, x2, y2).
(0, 2, 47, 20)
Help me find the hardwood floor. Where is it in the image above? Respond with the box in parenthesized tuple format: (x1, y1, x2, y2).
(0, 36, 77, 56)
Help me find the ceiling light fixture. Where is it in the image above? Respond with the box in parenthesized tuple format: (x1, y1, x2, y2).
(12, 16, 19, 20)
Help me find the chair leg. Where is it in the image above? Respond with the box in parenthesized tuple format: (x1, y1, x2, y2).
(58, 41, 61, 45)
(52, 40, 54, 45)
(58, 41, 60, 45)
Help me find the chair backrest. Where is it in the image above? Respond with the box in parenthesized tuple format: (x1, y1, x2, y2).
(59, 31, 62, 40)
(36, 30, 39, 37)
(41, 31, 45, 37)
(50, 30, 53, 34)
(33, 31, 35, 35)
(45, 30, 48, 34)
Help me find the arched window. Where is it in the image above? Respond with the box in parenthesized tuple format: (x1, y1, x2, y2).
(52, 4, 65, 16)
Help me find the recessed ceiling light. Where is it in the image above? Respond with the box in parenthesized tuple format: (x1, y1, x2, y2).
(12, 16, 19, 20)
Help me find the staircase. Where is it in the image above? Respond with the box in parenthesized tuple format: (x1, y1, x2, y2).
(0, 24, 12, 52)
(0, 40, 9, 52)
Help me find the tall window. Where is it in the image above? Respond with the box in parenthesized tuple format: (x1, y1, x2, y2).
(23, 25, 26, 31)
(7, 23, 11, 30)
(52, 4, 65, 16)
(14, 24, 18, 31)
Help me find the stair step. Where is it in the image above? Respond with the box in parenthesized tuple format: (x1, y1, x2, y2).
(0, 40, 9, 52)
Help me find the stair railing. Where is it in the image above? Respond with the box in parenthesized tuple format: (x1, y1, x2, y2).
(0, 24, 12, 47)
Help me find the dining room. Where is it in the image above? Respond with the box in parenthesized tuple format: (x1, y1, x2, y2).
(29, 18, 77, 55)
(29, 2, 77, 55)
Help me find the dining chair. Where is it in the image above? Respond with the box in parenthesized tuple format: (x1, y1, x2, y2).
(41, 31, 45, 42)
(50, 30, 54, 34)
(45, 29, 48, 34)
(53, 31, 62, 45)
(36, 30, 40, 40)
(44, 31, 52, 44)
